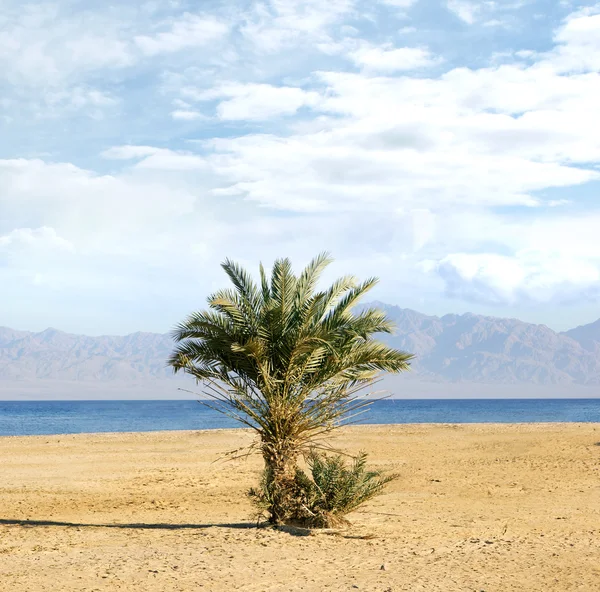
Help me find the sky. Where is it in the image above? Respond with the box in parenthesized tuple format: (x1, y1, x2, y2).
(1, 0, 600, 336)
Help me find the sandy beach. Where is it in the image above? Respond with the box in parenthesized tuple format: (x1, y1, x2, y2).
(1, 423, 599, 591)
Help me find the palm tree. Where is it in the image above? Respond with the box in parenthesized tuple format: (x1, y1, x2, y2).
(168, 253, 413, 524)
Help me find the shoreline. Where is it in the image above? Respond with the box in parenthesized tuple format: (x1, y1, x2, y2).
(0, 420, 600, 439)
(2, 395, 600, 400)
(1, 420, 600, 440)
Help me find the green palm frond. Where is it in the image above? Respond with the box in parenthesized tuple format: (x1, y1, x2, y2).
(169, 253, 412, 442)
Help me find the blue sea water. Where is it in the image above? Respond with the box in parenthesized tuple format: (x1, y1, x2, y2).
(0, 398, 599, 437)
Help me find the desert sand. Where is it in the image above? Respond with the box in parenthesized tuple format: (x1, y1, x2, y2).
(0, 423, 599, 591)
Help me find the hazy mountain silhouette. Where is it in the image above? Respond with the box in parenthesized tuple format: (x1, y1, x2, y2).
(564, 319, 600, 354)
(0, 327, 174, 381)
(1, 303, 599, 398)
(368, 303, 600, 385)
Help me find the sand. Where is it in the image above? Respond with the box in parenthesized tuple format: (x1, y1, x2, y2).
(0, 423, 599, 591)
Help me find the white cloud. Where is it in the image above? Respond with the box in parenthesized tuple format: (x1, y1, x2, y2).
(3, 152, 599, 312)
(0, 154, 422, 319)
(42, 87, 118, 116)
(547, 7, 600, 72)
(0, 2, 137, 118)
(0, 4, 135, 87)
(171, 110, 207, 120)
(0, 158, 198, 254)
(0, 227, 74, 252)
(207, 128, 594, 212)
(515, 50, 536, 59)
(0, 5, 232, 119)
(379, 0, 419, 7)
(240, 0, 356, 53)
(134, 13, 229, 56)
(446, 0, 525, 26)
(190, 82, 321, 120)
(447, 0, 480, 24)
(422, 208, 600, 305)
(349, 43, 437, 72)
(408, 208, 436, 250)
(432, 251, 600, 305)
(555, 5, 600, 45)
(0, 227, 76, 293)
(102, 146, 207, 170)
(483, 19, 508, 27)
(101, 145, 162, 160)
(194, 61, 598, 212)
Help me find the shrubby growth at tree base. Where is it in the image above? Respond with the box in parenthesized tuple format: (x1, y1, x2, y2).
(249, 450, 398, 528)
(169, 253, 412, 526)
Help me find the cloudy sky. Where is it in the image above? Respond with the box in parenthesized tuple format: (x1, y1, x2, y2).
(1, 0, 600, 335)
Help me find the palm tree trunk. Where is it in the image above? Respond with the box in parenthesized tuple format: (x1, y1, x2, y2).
(262, 441, 298, 525)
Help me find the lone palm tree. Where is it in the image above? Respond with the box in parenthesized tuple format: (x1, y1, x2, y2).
(168, 253, 413, 524)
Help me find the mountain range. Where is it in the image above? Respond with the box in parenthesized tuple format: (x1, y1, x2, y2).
(1, 303, 599, 398)
(370, 303, 600, 385)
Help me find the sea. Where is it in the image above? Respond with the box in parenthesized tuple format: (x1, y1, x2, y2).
(0, 398, 599, 437)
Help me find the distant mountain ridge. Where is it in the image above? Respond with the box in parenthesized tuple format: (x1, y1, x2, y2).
(367, 303, 600, 386)
(564, 319, 600, 355)
(1, 304, 599, 388)
(0, 327, 174, 381)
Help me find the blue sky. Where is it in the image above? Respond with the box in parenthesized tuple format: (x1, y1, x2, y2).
(1, 0, 600, 335)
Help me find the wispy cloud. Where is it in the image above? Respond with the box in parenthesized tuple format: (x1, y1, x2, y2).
(0, 4, 135, 86)
(379, 0, 420, 7)
(240, 0, 357, 52)
(170, 110, 207, 121)
(189, 83, 321, 120)
(446, 0, 480, 24)
(349, 43, 438, 72)
(134, 14, 229, 56)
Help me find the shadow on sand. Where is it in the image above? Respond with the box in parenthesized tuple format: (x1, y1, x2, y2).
(0, 518, 317, 536)
(0, 518, 257, 531)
